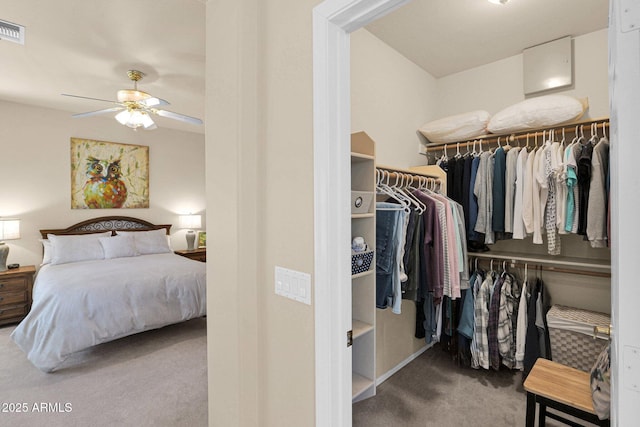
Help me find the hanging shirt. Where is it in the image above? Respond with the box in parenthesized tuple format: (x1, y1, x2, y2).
(474, 273, 492, 370)
(544, 144, 561, 255)
(522, 147, 537, 235)
(468, 156, 481, 242)
(577, 142, 595, 235)
(498, 274, 520, 369)
(532, 147, 546, 244)
(492, 147, 507, 234)
(587, 137, 610, 248)
(488, 274, 505, 370)
(515, 281, 529, 370)
(474, 151, 495, 245)
(504, 147, 521, 234)
(555, 142, 568, 234)
(470, 271, 484, 369)
(512, 148, 529, 239)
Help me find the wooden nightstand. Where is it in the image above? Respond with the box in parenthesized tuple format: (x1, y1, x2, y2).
(175, 248, 206, 262)
(0, 265, 35, 326)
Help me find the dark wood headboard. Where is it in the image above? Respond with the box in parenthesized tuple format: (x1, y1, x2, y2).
(40, 216, 171, 238)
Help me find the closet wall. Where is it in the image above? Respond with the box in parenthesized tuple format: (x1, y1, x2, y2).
(351, 27, 611, 379)
(351, 29, 438, 377)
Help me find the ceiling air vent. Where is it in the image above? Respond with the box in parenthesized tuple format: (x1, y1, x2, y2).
(0, 19, 25, 45)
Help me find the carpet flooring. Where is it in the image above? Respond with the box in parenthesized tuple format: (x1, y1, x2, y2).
(353, 344, 567, 427)
(0, 318, 207, 427)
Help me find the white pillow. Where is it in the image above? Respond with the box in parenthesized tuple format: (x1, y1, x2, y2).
(99, 235, 137, 259)
(118, 228, 172, 255)
(419, 110, 490, 144)
(47, 232, 112, 265)
(40, 239, 53, 265)
(487, 95, 587, 134)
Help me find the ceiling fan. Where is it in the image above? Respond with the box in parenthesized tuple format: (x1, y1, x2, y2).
(62, 69, 203, 130)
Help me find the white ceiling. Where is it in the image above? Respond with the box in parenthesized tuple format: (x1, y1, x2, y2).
(0, 0, 206, 134)
(0, 0, 608, 134)
(366, 0, 609, 78)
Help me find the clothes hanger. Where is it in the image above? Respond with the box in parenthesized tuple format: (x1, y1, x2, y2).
(398, 174, 425, 213)
(501, 260, 508, 278)
(376, 170, 409, 210)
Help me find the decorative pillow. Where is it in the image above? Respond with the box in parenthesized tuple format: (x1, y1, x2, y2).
(47, 232, 112, 265)
(418, 110, 490, 144)
(487, 95, 587, 134)
(118, 228, 172, 255)
(99, 235, 137, 259)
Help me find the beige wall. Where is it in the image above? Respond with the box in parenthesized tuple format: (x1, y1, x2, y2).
(0, 100, 205, 269)
(206, 1, 318, 426)
(351, 29, 438, 168)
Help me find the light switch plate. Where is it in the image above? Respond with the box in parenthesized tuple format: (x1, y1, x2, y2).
(275, 266, 311, 305)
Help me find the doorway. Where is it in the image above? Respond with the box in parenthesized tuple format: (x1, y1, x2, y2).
(313, 0, 625, 425)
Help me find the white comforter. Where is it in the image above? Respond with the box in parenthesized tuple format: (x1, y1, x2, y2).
(11, 253, 206, 372)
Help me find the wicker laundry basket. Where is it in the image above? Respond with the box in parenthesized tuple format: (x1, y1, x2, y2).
(546, 304, 610, 372)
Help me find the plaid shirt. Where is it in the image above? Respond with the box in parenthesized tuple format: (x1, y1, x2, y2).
(498, 274, 521, 369)
(488, 275, 505, 370)
(474, 274, 492, 370)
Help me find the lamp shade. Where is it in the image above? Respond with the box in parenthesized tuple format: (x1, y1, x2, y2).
(0, 218, 20, 241)
(179, 214, 202, 230)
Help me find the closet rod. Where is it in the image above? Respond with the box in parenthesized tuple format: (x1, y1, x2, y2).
(469, 252, 611, 278)
(424, 117, 610, 153)
(376, 164, 443, 185)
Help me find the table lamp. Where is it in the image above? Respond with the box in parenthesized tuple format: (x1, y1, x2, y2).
(0, 218, 20, 271)
(179, 214, 202, 250)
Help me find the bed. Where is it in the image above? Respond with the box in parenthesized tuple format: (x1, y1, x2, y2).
(10, 216, 206, 372)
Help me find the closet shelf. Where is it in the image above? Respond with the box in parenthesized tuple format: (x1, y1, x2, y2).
(352, 373, 375, 400)
(351, 152, 375, 162)
(352, 319, 374, 340)
(422, 116, 610, 152)
(352, 269, 374, 280)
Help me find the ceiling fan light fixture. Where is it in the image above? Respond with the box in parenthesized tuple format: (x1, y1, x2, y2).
(115, 109, 155, 129)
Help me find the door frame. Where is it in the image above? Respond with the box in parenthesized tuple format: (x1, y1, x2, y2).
(312, 1, 412, 425)
(313, 1, 630, 425)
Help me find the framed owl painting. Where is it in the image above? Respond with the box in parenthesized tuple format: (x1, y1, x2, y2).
(70, 138, 149, 209)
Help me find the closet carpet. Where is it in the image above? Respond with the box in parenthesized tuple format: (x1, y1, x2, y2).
(0, 318, 207, 427)
(353, 344, 569, 427)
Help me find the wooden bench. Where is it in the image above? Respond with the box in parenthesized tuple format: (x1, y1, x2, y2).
(523, 358, 609, 427)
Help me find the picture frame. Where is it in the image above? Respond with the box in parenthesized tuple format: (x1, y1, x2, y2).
(197, 231, 206, 248)
(70, 137, 149, 209)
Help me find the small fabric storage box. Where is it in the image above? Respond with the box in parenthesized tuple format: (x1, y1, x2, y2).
(546, 304, 610, 372)
(351, 191, 373, 214)
(351, 250, 374, 275)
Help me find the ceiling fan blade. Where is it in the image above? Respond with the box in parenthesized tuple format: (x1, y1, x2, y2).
(61, 93, 120, 104)
(155, 109, 203, 125)
(72, 106, 124, 118)
(140, 97, 170, 107)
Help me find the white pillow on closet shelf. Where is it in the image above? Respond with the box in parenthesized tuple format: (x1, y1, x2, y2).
(418, 110, 491, 144)
(487, 95, 587, 134)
